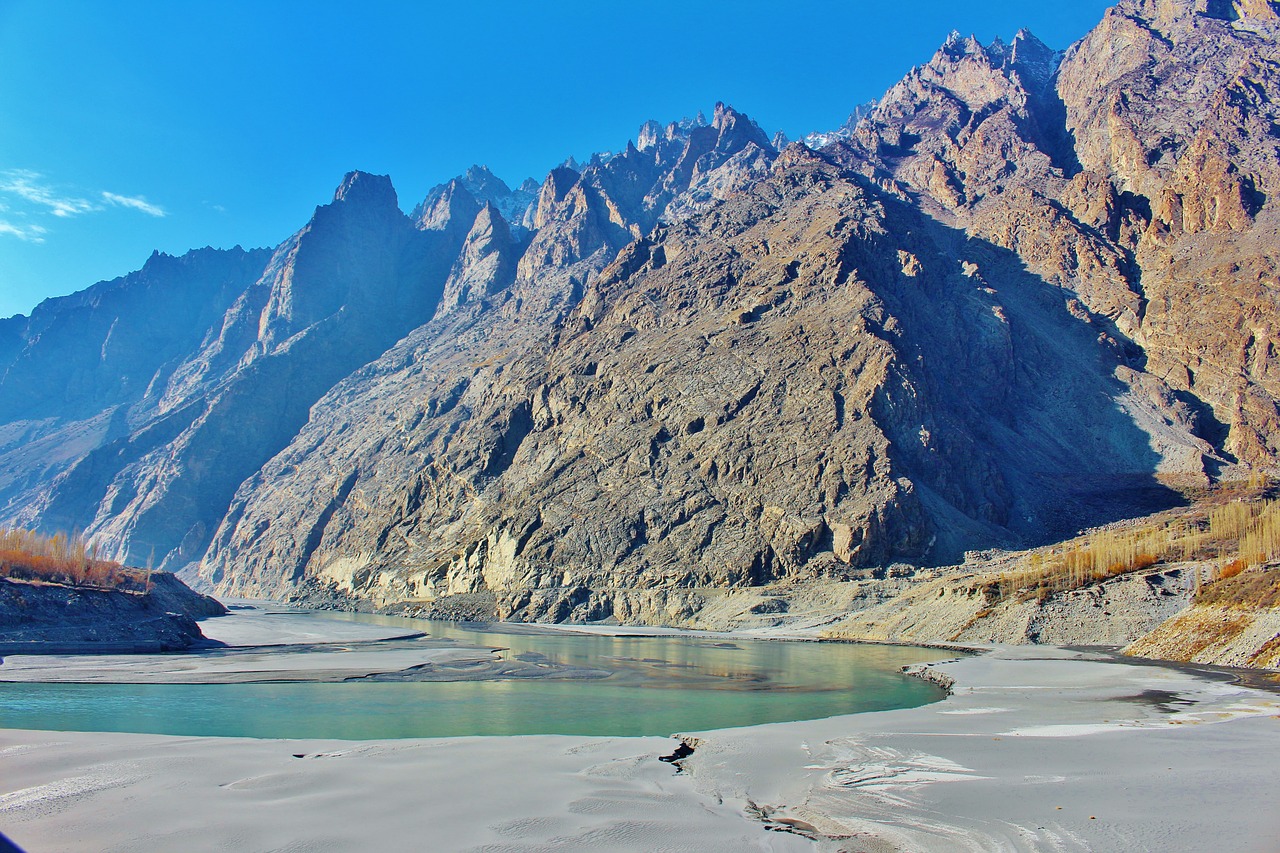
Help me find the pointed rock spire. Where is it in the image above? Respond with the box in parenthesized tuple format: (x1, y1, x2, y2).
(1008, 28, 1057, 82)
(416, 178, 482, 232)
(438, 202, 518, 314)
(533, 166, 581, 229)
(461, 165, 513, 200)
(710, 103, 773, 153)
(637, 120, 662, 152)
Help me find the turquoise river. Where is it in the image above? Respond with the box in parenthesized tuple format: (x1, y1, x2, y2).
(0, 611, 954, 739)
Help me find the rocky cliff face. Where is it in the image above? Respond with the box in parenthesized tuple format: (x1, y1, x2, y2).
(202, 140, 1192, 622)
(1060, 0, 1280, 467)
(1, 0, 1277, 626)
(832, 0, 1280, 474)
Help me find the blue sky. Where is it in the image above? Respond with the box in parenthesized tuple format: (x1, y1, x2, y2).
(0, 0, 1115, 319)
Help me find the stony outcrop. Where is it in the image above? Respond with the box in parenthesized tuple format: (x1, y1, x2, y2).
(1124, 566, 1280, 667)
(0, 571, 226, 654)
(822, 560, 1196, 648)
(1124, 603, 1280, 667)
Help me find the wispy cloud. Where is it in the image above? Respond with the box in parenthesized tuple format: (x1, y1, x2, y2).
(0, 220, 48, 243)
(0, 170, 96, 217)
(102, 191, 166, 217)
(0, 170, 169, 241)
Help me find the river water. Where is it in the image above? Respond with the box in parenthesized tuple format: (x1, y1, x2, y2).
(0, 611, 953, 739)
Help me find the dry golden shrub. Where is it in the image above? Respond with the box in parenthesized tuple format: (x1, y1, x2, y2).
(0, 527, 150, 592)
(990, 494, 1280, 604)
(1220, 559, 1248, 580)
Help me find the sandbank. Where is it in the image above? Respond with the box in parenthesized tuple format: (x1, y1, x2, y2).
(0, 605, 609, 684)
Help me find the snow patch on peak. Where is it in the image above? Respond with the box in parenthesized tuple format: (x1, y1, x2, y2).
(802, 101, 877, 150)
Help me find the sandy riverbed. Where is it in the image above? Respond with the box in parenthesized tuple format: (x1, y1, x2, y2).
(1, 607, 1278, 852)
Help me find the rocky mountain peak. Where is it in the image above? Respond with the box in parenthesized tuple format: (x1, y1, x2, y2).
(0, 244, 271, 430)
(929, 28, 1060, 85)
(772, 140, 824, 170)
(532, 165, 581, 229)
(1012, 26, 1045, 47)
(850, 24, 1061, 183)
(802, 102, 877, 149)
(1007, 29, 1058, 84)
(506, 103, 784, 313)
(332, 170, 398, 210)
(246, 170, 428, 361)
(410, 165, 537, 234)
(413, 178, 482, 232)
(636, 119, 663, 152)
(461, 165, 510, 197)
(906, 31, 1048, 114)
(437, 202, 519, 314)
(460, 165, 536, 229)
(709, 102, 773, 152)
(939, 30, 986, 60)
(316, 171, 408, 238)
(648, 111, 712, 146)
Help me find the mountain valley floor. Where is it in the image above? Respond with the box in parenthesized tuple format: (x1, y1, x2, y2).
(1, 611, 1278, 852)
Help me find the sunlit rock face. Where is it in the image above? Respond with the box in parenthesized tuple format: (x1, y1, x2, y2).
(201, 141, 1195, 623)
(834, 0, 1280, 471)
(2, 0, 1279, 624)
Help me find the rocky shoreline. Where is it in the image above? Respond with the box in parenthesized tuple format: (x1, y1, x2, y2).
(0, 572, 226, 655)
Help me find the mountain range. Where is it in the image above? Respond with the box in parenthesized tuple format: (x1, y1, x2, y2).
(1, 0, 1277, 627)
